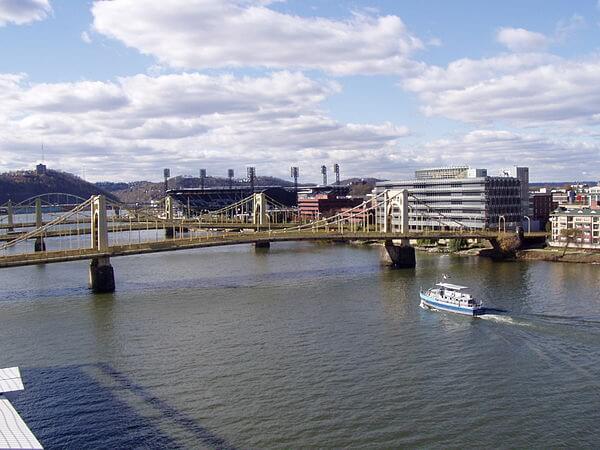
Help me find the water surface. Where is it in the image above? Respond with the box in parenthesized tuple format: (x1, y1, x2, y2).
(1, 242, 599, 448)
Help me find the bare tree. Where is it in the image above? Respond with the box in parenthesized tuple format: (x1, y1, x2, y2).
(560, 227, 583, 257)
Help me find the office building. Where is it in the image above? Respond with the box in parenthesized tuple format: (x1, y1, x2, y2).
(374, 166, 524, 231)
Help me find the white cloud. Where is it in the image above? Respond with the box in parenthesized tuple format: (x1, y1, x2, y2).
(91, 0, 424, 75)
(403, 53, 600, 125)
(496, 16, 585, 53)
(420, 129, 600, 180)
(555, 14, 586, 42)
(496, 27, 549, 52)
(81, 30, 92, 44)
(0, 71, 410, 181)
(0, 0, 51, 26)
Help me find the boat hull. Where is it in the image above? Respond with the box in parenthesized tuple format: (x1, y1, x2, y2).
(419, 292, 485, 317)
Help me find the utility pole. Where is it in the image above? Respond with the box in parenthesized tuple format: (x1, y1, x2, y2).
(199, 169, 206, 190)
(163, 168, 170, 195)
(290, 166, 299, 194)
(247, 166, 256, 193)
(228, 169, 234, 189)
(321, 165, 327, 186)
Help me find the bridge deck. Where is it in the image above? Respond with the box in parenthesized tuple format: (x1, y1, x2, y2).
(0, 230, 544, 269)
(1, 220, 295, 236)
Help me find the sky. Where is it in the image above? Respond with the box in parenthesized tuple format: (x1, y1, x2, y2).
(0, 0, 599, 183)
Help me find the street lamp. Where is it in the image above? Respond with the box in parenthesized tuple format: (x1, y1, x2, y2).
(523, 215, 531, 234)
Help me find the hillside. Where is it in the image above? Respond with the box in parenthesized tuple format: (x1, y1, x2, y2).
(0, 169, 118, 204)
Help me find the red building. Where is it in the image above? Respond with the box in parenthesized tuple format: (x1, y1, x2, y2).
(298, 193, 363, 220)
(532, 192, 558, 227)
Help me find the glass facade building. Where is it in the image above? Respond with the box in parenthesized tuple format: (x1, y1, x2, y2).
(373, 167, 525, 231)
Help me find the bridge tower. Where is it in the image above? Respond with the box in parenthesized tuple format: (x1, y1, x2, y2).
(253, 192, 267, 227)
(381, 189, 415, 268)
(89, 195, 115, 293)
(164, 195, 175, 238)
(6, 200, 14, 232)
(382, 189, 409, 234)
(34, 197, 46, 252)
(253, 192, 270, 249)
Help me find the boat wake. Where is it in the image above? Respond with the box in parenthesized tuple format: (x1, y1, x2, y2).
(479, 314, 531, 327)
(419, 300, 437, 312)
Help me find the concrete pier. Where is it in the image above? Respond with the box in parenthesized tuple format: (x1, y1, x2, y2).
(165, 224, 188, 238)
(34, 198, 45, 252)
(165, 226, 175, 238)
(89, 256, 115, 293)
(6, 200, 14, 232)
(34, 237, 46, 252)
(382, 239, 416, 268)
(89, 195, 115, 292)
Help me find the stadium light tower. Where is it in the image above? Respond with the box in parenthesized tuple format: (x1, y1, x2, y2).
(163, 168, 170, 195)
(290, 166, 299, 193)
(199, 168, 207, 190)
(247, 166, 256, 192)
(321, 165, 327, 186)
(228, 169, 234, 189)
(333, 163, 340, 185)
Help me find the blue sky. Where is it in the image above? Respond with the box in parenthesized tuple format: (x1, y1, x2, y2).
(0, 0, 599, 182)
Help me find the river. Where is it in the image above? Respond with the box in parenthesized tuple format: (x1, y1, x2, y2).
(1, 242, 599, 448)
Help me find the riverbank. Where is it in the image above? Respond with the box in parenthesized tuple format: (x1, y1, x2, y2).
(516, 248, 600, 264)
(352, 240, 600, 264)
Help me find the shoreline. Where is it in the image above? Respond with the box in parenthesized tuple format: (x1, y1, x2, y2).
(349, 240, 600, 265)
(414, 245, 600, 265)
(515, 248, 600, 264)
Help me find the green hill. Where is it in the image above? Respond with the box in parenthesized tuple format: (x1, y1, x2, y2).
(0, 169, 118, 205)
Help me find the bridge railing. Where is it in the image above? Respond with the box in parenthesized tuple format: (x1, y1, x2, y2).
(273, 189, 401, 235)
(186, 193, 298, 225)
(0, 197, 94, 255)
(0, 193, 91, 230)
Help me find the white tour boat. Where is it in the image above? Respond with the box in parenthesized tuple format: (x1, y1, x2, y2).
(419, 282, 485, 316)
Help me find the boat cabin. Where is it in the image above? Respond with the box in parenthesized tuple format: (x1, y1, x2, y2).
(431, 283, 479, 307)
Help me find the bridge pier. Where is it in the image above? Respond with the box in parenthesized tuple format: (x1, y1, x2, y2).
(88, 256, 115, 293)
(165, 224, 189, 239)
(34, 197, 46, 252)
(255, 241, 270, 250)
(6, 200, 14, 232)
(34, 237, 46, 252)
(381, 239, 416, 268)
(165, 226, 175, 239)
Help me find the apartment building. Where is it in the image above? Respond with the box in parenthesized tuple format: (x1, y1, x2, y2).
(549, 207, 600, 249)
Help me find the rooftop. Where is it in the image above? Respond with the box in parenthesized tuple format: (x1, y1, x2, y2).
(436, 282, 468, 290)
(552, 207, 600, 216)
